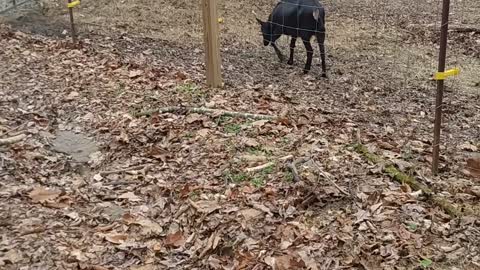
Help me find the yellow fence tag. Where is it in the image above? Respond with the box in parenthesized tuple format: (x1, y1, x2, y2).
(434, 68, 460, 80)
(67, 0, 80, 8)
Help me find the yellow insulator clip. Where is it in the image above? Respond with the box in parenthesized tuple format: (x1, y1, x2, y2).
(67, 0, 80, 8)
(434, 68, 460, 80)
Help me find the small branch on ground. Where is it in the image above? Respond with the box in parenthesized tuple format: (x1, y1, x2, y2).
(450, 27, 480, 33)
(99, 164, 151, 176)
(136, 106, 277, 120)
(0, 134, 27, 146)
(244, 155, 293, 173)
(298, 192, 318, 209)
(287, 162, 301, 182)
(311, 160, 350, 196)
(187, 199, 201, 211)
(287, 157, 309, 182)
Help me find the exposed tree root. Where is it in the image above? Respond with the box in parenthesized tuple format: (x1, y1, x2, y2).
(353, 143, 473, 218)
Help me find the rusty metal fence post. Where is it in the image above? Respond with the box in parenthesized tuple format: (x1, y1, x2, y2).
(67, 0, 78, 43)
(432, 0, 452, 175)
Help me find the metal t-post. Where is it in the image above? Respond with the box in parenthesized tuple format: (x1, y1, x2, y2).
(67, 0, 77, 43)
(432, 0, 451, 175)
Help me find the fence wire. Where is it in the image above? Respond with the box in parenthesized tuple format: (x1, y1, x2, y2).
(0, 0, 35, 14)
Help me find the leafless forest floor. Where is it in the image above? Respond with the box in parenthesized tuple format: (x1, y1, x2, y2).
(1, 0, 479, 269)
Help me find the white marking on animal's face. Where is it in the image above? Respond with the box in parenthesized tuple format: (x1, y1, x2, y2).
(313, 9, 320, 21)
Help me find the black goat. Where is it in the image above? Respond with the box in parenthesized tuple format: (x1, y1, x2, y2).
(256, 0, 327, 77)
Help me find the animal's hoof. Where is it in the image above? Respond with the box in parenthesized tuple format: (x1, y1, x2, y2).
(303, 69, 310, 74)
(287, 59, 293, 65)
(321, 73, 327, 78)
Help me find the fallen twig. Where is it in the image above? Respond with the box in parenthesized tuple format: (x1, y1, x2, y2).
(245, 155, 293, 173)
(287, 162, 301, 182)
(136, 106, 277, 120)
(0, 134, 27, 146)
(311, 160, 350, 196)
(287, 157, 310, 182)
(99, 164, 151, 176)
(450, 26, 480, 33)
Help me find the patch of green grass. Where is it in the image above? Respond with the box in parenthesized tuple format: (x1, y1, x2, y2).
(114, 82, 126, 97)
(176, 83, 204, 98)
(284, 171, 294, 182)
(189, 190, 200, 200)
(261, 164, 274, 175)
(251, 177, 265, 188)
(215, 115, 232, 126)
(281, 136, 291, 145)
(184, 132, 194, 139)
(224, 123, 241, 135)
(401, 146, 414, 161)
(419, 258, 432, 269)
(224, 171, 248, 184)
(406, 222, 418, 232)
(241, 120, 255, 128)
(247, 146, 273, 157)
(249, 164, 275, 188)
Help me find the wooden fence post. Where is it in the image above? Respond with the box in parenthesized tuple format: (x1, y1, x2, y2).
(201, 0, 222, 88)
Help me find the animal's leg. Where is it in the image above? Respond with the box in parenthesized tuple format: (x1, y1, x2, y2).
(302, 38, 313, 74)
(287, 37, 297, 65)
(316, 32, 327, 77)
(271, 43, 284, 63)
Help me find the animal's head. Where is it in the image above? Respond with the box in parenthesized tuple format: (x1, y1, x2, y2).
(256, 18, 273, 46)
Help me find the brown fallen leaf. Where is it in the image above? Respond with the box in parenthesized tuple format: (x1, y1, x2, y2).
(46, 195, 74, 209)
(243, 137, 259, 147)
(239, 208, 263, 221)
(0, 249, 23, 264)
(185, 113, 203, 123)
(28, 187, 61, 203)
(275, 254, 305, 270)
(189, 199, 221, 214)
(103, 233, 128, 244)
(164, 231, 185, 247)
(239, 154, 268, 163)
(129, 69, 143, 78)
(130, 264, 157, 270)
(65, 91, 79, 101)
(297, 249, 318, 270)
(118, 192, 141, 202)
(90, 266, 110, 270)
(197, 128, 210, 137)
(134, 218, 163, 235)
(199, 231, 221, 258)
(122, 212, 137, 224)
(70, 249, 88, 262)
(466, 156, 480, 179)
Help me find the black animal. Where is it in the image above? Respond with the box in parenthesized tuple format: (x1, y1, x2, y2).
(256, 0, 327, 77)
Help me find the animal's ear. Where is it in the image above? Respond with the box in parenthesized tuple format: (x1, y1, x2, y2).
(256, 17, 264, 25)
(313, 9, 320, 21)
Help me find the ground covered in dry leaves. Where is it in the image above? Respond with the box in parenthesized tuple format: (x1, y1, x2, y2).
(1, 0, 480, 269)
